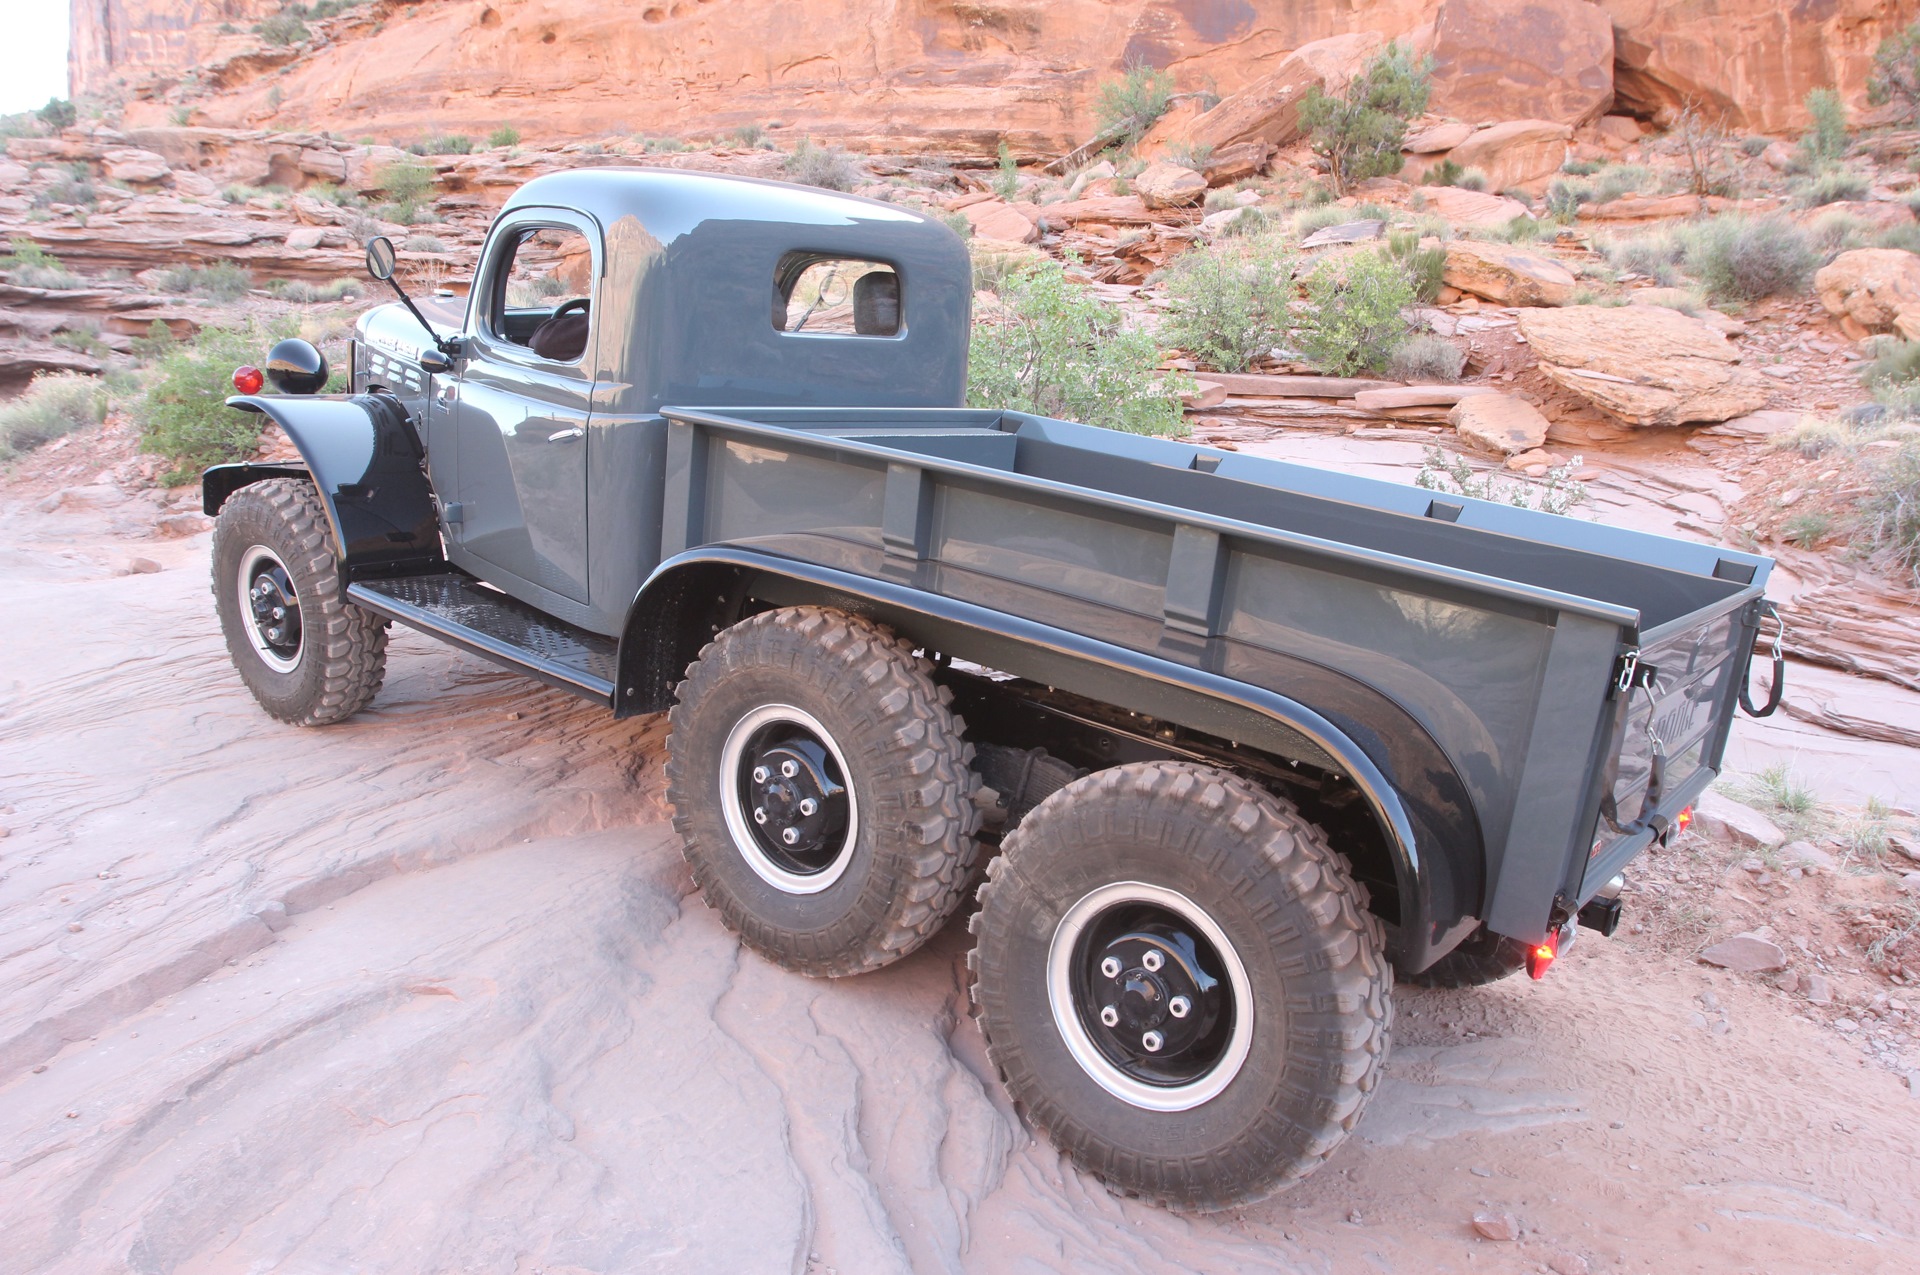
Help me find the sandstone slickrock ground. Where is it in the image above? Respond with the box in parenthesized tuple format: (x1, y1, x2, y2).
(4, 453, 1920, 1273)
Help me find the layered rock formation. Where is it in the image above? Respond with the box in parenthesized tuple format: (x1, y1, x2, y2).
(67, 0, 1920, 152)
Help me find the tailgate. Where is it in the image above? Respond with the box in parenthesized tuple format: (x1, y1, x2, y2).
(1580, 594, 1760, 899)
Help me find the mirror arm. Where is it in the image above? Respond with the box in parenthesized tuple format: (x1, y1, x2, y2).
(381, 275, 460, 357)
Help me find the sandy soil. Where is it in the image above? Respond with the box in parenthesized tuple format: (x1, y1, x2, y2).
(3, 476, 1919, 1274)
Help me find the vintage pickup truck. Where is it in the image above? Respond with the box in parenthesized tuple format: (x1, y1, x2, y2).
(201, 168, 1780, 1209)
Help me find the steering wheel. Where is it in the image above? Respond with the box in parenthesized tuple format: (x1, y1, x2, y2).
(548, 296, 591, 321)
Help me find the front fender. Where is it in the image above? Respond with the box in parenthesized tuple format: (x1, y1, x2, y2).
(202, 394, 441, 579)
(616, 547, 1484, 971)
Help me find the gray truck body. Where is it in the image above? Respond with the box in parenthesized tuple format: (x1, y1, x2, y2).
(205, 167, 1775, 975)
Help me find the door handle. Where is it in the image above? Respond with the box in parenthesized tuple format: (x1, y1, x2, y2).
(547, 427, 585, 443)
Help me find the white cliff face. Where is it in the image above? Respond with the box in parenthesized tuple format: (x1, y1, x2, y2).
(3, 497, 1920, 1273)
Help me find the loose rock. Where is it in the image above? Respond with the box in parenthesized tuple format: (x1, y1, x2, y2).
(1814, 249, 1920, 333)
(1442, 239, 1577, 306)
(1693, 791, 1786, 849)
(1450, 393, 1550, 454)
(1698, 932, 1788, 972)
(1133, 161, 1207, 209)
(1472, 1212, 1518, 1241)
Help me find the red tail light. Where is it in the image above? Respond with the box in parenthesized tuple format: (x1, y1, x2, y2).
(233, 365, 265, 395)
(1675, 806, 1694, 836)
(1526, 932, 1559, 980)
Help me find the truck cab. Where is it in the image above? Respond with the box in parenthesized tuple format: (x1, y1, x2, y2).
(350, 169, 971, 635)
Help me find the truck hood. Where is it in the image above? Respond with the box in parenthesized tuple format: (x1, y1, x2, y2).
(355, 296, 467, 362)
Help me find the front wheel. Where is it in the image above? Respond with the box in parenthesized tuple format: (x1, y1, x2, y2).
(970, 761, 1392, 1210)
(211, 479, 387, 726)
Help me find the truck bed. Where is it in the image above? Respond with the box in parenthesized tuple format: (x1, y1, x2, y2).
(653, 405, 1772, 952)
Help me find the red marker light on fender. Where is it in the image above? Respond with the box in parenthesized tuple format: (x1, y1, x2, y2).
(233, 365, 265, 395)
(1526, 932, 1559, 980)
(1675, 806, 1694, 836)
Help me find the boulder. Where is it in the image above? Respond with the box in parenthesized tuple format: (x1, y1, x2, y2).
(1692, 790, 1786, 850)
(1698, 932, 1788, 973)
(1405, 121, 1474, 154)
(1144, 32, 1384, 156)
(1199, 142, 1272, 186)
(1897, 307, 1920, 343)
(1592, 115, 1644, 147)
(1813, 249, 1920, 333)
(1300, 219, 1385, 249)
(961, 198, 1040, 245)
(1417, 186, 1535, 228)
(1443, 120, 1573, 193)
(1427, 0, 1615, 127)
(1442, 239, 1576, 306)
(101, 148, 173, 184)
(1450, 394, 1550, 454)
(1134, 161, 1207, 209)
(1514, 306, 1770, 428)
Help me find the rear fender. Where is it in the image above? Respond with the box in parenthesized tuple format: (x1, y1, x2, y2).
(202, 394, 441, 579)
(616, 547, 1485, 971)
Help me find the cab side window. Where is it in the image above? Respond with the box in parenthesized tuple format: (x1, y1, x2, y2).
(489, 225, 594, 363)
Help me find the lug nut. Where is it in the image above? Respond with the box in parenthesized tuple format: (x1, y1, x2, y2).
(1142, 950, 1164, 972)
(1099, 1005, 1119, 1027)
(799, 798, 817, 816)
(266, 627, 281, 641)
(752, 766, 769, 784)
(781, 827, 800, 845)
(271, 607, 284, 619)
(753, 807, 767, 824)
(1099, 956, 1121, 979)
(781, 760, 799, 778)
(1169, 996, 1190, 1018)
(1141, 1030, 1163, 1053)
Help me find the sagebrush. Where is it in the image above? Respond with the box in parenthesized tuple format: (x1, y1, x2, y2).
(1159, 235, 1295, 374)
(0, 371, 106, 459)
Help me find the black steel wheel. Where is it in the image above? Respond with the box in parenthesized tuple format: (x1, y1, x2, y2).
(666, 606, 981, 976)
(1400, 924, 1532, 988)
(211, 479, 387, 726)
(970, 761, 1392, 1210)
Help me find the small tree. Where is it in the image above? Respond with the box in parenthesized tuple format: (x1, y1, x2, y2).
(1868, 21, 1920, 125)
(1299, 44, 1433, 195)
(1798, 88, 1850, 169)
(36, 97, 76, 131)
(1093, 63, 1176, 152)
(1295, 250, 1416, 376)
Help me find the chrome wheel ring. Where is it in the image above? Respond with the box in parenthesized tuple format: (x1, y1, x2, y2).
(1047, 881, 1255, 1112)
(719, 703, 859, 895)
(236, 544, 303, 674)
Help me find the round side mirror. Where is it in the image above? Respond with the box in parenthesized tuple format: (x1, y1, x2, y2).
(365, 236, 397, 281)
(265, 338, 330, 395)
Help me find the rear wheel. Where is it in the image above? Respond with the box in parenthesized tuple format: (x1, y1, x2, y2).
(665, 606, 981, 976)
(970, 761, 1392, 1210)
(1400, 925, 1531, 988)
(211, 479, 387, 726)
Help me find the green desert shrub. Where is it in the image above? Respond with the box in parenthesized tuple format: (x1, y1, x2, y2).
(1159, 235, 1296, 373)
(3, 238, 81, 289)
(1798, 88, 1851, 170)
(1385, 332, 1465, 382)
(1385, 227, 1445, 302)
(782, 138, 859, 191)
(1295, 249, 1415, 376)
(141, 326, 282, 482)
(1093, 63, 1176, 151)
(967, 259, 1187, 436)
(1680, 215, 1817, 303)
(992, 142, 1020, 201)
(1861, 438, 1920, 580)
(1600, 230, 1685, 285)
(0, 371, 107, 459)
(1300, 42, 1433, 194)
(267, 277, 361, 303)
(36, 97, 77, 131)
(255, 13, 310, 46)
(156, 262, 253, 301)
(488, 125, 521, 148)
(1591, 163, 1654, 204)
(374, 161, 435, 205)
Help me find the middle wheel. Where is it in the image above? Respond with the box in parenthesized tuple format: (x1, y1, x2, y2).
(665, 606, 981, 976)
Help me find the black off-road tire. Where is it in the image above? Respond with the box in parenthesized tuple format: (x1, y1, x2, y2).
(969, 760, 1392, 1211)
(1400, 925, 1531, 988)
(665, 606, 981, 977)
(211, 478, 387, 726)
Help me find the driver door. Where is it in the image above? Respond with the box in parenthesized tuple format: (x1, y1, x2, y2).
(451, 211, 598, 604)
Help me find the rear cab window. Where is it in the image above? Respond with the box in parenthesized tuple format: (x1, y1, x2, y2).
(773, 254, 900, 337)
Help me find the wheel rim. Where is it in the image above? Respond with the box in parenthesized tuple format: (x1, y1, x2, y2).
(236, 544, 303, 673)
(719, 704, 859, 895)
(1047, 881, 1254, 1112)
